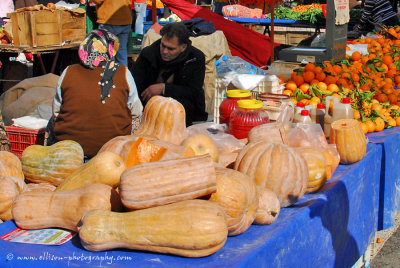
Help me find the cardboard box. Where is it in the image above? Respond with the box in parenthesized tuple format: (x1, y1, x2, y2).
(10, 9, 86, 47)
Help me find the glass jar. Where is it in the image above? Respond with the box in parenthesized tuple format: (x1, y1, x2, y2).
(257, 93, 291, 122)
(219, 89, 251, 125)
(229, 99, 270, 139)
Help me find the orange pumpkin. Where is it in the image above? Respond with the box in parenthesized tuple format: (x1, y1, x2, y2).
(329, 119, 367, 164)
(181, 134, 219, 162)
(209, 165, 258, 236)
(0, 176, 26, 221)
(135, 96, 187, 144)
(248, 122, 289, 145)
(295, 148, 327, 193)
(234, 142, 308, 207)
(254, 186, 280, 225)
(0, 151, 24, 179)
(125, 137, 167, 167)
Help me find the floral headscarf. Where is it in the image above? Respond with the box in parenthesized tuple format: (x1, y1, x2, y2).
(78, 29, 120, 103)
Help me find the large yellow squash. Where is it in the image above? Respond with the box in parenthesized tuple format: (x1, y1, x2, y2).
(21, 140, 84, 186)
(78, 200, 228, 257)
(56, 151, 126, 191)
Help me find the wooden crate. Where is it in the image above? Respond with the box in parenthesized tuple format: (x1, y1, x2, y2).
(286, 32, 314, 46)
(10, 9, 86, 47)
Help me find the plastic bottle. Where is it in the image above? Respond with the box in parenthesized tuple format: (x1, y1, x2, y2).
(228, 99, 270, 139)
(219, 89, 251, 125)
(294, 102, 305, 118)
(324, 97, 353, 137)
(293, 109, 312, 123)
(310, 103, 326, 131)
(215, 55, 265, 76)
(215, 55, 231, 76)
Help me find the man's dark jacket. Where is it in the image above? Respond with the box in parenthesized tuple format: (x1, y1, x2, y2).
(131, 39, 208, 126)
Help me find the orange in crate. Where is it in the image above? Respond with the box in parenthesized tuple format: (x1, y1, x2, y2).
(5, 126, 46, 159)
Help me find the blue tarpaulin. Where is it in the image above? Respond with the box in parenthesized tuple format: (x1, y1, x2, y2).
(0, 143, 384, 268)
(367, 127, 400, 230)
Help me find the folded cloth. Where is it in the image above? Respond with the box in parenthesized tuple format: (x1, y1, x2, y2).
(183, 18, 216, 37)
(12, 115, 48, 130)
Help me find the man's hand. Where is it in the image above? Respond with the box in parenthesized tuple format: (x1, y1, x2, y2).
(141, 83, 165, 102)
(353, 24, 361, 32)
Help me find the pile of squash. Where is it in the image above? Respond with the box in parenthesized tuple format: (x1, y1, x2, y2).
(0, 95, 350, 258)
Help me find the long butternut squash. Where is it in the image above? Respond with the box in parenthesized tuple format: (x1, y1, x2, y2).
(56, 151, 126, 191)
(78, 200, 228, 257)
(119, 155, 216, 209)
(13, 183, 121, 231)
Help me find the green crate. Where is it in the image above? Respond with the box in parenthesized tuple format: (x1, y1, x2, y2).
(128, 32, 144, 55)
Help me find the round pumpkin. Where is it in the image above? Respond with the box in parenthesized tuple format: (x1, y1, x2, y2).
(135, 96, 187, 145)
(181, 133, 219, 162)
(329, 119, 367, 164)
(234, 142, 308, 207)
(21, 140, 84, 186)
(254, 186, 280, 225)
(209, 165, 258, 236)
(0, 151, 24, 179)
(248, 122, 288, 145)
(295, 147, 327, 193)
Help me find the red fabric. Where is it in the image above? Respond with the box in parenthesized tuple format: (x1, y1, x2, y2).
(160, 0, 278, 67)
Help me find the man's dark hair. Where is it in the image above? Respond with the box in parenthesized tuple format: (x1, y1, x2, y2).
(160, 22, 191, 46)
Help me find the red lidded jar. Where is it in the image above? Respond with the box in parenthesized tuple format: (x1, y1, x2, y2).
(228, 99, 270, 139)
(219, 89, 251, 124)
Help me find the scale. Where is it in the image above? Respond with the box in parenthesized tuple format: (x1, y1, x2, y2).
(278, 0, 348, 63)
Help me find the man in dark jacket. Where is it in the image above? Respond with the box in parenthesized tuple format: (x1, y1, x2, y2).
(131, 22, 208, 126)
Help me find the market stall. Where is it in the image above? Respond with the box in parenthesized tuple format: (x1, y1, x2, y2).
(1, 1, 400, 267)
(0, 143, 383, 267)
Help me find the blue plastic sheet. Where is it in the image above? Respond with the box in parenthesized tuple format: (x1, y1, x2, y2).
(367, 128, 400, 230)
(225, 17, 299, 24)
(0, 144, 382, 268)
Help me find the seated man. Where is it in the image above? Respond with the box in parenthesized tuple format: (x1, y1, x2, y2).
(131, 22, 208, 126)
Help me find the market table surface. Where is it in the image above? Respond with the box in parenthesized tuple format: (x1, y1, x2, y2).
(224, 17, 324, 36)
(0, 143, 382, 268)
(367, 127, 400, 230)
(0, 43, 80, 76)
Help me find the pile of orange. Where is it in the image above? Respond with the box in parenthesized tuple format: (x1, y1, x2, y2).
(283, 27, 400, 134)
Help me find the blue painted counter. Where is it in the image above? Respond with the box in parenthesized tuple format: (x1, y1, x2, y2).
(0, 143, 382, 267)
(225, 17, 300, 24)
(367, 127, 400, 230)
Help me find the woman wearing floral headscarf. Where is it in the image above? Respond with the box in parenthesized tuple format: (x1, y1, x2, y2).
(49, 29, 142, 158)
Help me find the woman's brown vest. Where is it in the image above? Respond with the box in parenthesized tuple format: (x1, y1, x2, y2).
(54, 64, 132, 157)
